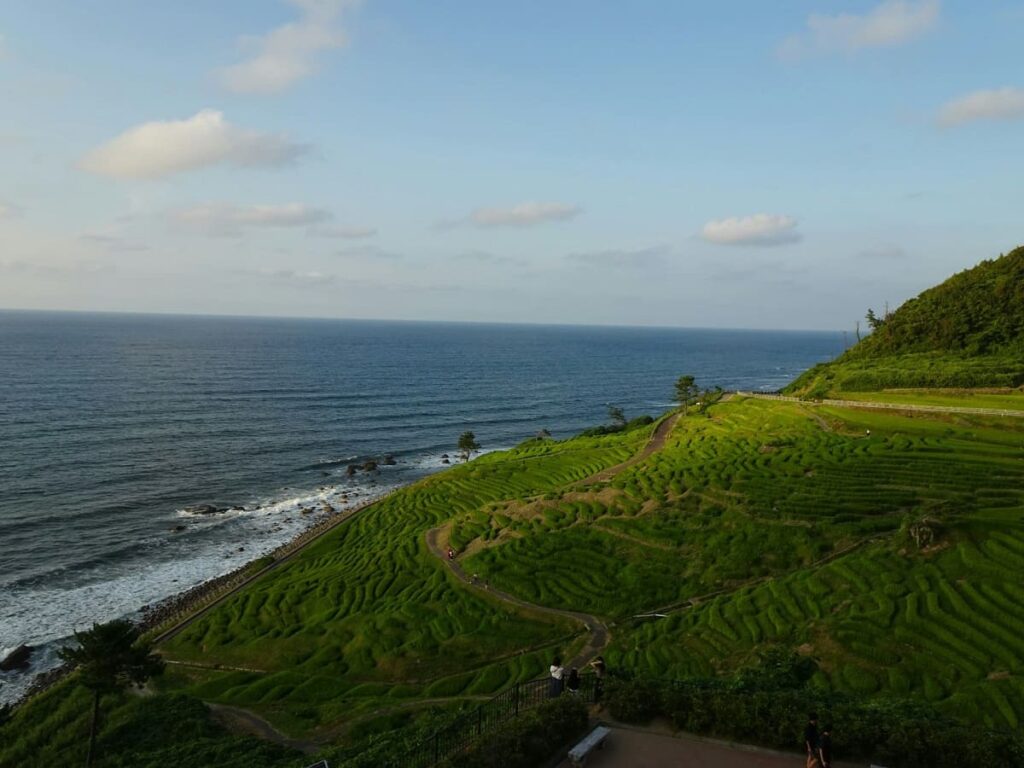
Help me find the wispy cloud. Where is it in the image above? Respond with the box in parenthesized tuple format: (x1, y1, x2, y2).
(218, 0, 358, 94)
(567, 245, 669, 268)
(242, 267, 337, 286)
(779, 0, 940, 59)
(452, 250, 526, 266)
(335, 244, 402, 260)
(172, 202, 330, 236)
(938, 87, 1024, 126)
(439, 201, 582, 230)
(310, 225, 377, 239)
(79, 233, 150, 253)
(857, 245, 908, 260)
(701, 214, 802, 247)
(79, 110, 308, 180)
(1, 259, 115, 276)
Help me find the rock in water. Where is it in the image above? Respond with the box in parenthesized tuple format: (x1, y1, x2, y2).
(1, 644, 33, 671)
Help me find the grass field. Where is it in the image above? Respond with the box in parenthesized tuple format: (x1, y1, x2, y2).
(7, 392, 1024, 766)
(157, 429, 646, 736)
(456, 398, 1024, 726)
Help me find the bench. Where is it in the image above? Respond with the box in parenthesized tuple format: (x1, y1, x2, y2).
(569, 725, 610, 765)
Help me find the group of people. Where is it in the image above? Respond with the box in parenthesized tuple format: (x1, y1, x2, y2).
(804, 712, 833, 768)
(548, 655, 606, 699)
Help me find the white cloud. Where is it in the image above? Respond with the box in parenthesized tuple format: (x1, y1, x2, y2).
(311, 225, 377, 239)
(779, 0, 939, 58)
(567, 245, 669, 268)
(442, 201, 581, 229)
(173, 203, 330, 236)
(938, 87, 1024, 126)
(701, 214, 802, 247)
(219, 0, 357, 94)
(79, 110, 308, 180)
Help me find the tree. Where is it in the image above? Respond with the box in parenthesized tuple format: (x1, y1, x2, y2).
(673, 375, 699, 415)
(457, 431, 481, 462)
(607, 405, 626, 428)
(866, 308, 884, 331)
(58, 619, 164, 767)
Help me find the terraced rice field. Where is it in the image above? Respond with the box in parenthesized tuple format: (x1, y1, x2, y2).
(159, 430, 645, 734)
(456, 398, 1024, 726)
(164, 395, 1024, 734)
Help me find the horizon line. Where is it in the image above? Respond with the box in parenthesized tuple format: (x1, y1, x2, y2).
(0, 305, 845, 336)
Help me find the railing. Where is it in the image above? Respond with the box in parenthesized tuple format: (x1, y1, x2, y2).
(385, 674, 598, 768)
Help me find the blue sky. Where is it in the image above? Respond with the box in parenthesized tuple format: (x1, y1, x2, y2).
(1, 0, 1022, 329)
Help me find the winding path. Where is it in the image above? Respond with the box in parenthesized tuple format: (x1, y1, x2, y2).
(580, 412, 681, 485)
(208, 702, 320, 755)
(423, 413, 685, 668)
(425, 526, 608, 669)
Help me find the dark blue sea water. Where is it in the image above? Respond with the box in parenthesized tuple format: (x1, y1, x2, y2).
(0, 311, 840, 700)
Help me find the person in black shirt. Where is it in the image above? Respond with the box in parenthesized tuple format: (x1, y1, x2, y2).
(804, 712, 821, 768)
(819, 723, 833, 768)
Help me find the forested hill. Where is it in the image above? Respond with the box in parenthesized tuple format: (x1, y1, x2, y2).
(788, 246, 1024, 395)
(849, 245, 1024, 358)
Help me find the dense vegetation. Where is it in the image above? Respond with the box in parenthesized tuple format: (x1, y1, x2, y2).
(789, 246, 1024, 395)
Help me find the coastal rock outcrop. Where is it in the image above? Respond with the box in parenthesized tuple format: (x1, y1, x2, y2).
(1, 644, 33, 672)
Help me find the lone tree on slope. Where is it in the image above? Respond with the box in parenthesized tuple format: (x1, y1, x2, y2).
(674, 375, 700, 415)
(59, 619, 164, 768)
(458, 431, 481, 462)
(607, 405, 626, 428)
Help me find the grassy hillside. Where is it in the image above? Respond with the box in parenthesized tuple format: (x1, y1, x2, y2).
(7, 391, 1024, 765)
(788, 246, 1024, 396)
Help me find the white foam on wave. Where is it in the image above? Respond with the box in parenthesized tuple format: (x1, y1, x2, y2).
(0, 473, 406, 705)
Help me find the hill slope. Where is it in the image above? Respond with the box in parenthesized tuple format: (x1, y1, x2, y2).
(788, 246, 1024, 396)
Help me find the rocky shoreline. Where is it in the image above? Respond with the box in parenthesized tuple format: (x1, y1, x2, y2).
(5, 483, 404, 710)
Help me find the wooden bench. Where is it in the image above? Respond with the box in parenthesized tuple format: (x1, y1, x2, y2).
(569, 725, 610, 765)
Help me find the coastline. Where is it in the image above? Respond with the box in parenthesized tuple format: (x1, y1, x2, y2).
(5, 483, 407, 710)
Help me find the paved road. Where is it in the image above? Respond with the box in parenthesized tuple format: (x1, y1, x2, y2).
(558, 727, 864, 768)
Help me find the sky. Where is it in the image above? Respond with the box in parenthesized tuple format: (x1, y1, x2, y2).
(1, 0, 1022, 331)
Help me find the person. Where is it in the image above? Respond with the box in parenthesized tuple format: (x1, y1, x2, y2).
(549, 656, 565, 698)
(447, 546, 455, 560)
(566, 667, 580, 695)
(804, 712, 821, 768)
(819, 723, 833, 768)
(589, 656, 607, 702)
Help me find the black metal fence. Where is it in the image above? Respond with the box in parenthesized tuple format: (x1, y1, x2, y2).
(385, 674, 599, 768)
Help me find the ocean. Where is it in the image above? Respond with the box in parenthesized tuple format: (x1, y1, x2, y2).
(0, 311, 840, 702)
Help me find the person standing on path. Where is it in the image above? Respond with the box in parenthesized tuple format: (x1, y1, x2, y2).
(566, 667, 580, 695)
(818, 723, 833, 768)
(589, 655, 607, 702)
(804, 712, 821, 768)
(549, 656, 565, 698)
